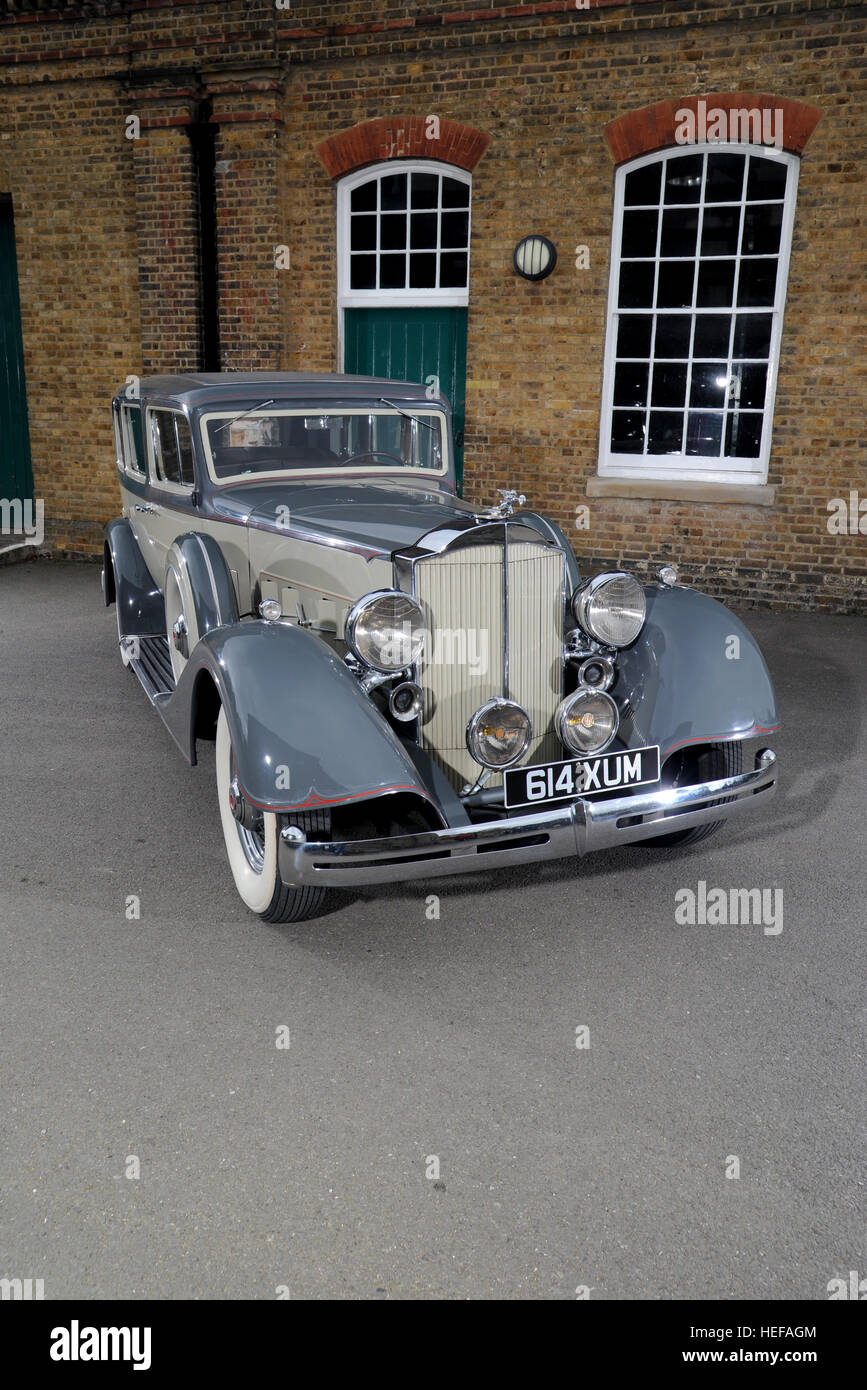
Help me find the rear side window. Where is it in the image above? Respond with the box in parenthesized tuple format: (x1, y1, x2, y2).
(150, 409, 194, 488)
(120, 404, 145, 476)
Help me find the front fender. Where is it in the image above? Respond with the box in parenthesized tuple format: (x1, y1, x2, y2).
(104, 517, 164, 636)
(616, 586, 780, 761)
(157, 620, 439, 816)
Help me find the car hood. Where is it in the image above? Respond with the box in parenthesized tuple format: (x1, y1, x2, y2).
(213, 477, 482, 554)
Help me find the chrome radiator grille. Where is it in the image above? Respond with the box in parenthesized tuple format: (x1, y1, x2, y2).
(414, 538, 564, 790)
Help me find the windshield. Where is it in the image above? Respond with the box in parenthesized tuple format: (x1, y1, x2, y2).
(200, 406, 447, 481)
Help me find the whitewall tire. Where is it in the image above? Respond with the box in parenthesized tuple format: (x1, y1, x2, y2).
(215, 706, 328, 924)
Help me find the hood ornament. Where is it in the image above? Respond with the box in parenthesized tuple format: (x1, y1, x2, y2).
(485, 488, 527, 519)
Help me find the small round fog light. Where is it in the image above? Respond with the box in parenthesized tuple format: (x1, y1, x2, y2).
(466, 698, 532, 769)
(557, 689, 619, 756)
(259, 599, 282, 622)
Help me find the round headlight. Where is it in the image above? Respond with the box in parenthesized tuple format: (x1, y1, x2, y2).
(557, 689, 619, 756)
(345, 590, 427, 673)
(572, 572, 646, 648)
(466, 698, 532, 769)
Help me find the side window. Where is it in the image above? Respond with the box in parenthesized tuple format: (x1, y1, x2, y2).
(151, 409, 194, 488)
(120, 405, 145, 477)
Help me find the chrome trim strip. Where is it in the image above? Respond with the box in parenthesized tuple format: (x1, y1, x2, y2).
(277, 750, 777, 886)
(502, 518, 510, 697)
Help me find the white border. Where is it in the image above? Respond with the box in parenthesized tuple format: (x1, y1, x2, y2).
(598, 143, 800, 485)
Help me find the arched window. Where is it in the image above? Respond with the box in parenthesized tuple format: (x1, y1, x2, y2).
(599, 144, 800, 485)
(338, 160, 471, 308)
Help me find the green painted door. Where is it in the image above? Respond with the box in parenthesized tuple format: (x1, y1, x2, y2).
(344, 306, 468, 492)
(0, 196, 33, 507)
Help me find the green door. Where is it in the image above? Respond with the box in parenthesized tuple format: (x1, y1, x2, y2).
(344, 306, 468, 493)
(0, 196, 33, 507)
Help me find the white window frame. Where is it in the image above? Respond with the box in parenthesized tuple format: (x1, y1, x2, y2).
(146, 406, 195, 494)
(598, 143, 800, 485)
(118, 401, 146, 479)
(337, 159, 471, 314)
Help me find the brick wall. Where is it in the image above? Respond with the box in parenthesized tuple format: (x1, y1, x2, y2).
(0, 0, 864, 610)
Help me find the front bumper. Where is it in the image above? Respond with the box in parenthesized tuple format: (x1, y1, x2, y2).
(278, 748, 777, 888)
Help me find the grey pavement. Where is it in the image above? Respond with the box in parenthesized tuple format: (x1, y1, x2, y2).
(0, 559, 864, 1300)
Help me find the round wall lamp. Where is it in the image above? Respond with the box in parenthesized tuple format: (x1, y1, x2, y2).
(513, 235, 557, 281)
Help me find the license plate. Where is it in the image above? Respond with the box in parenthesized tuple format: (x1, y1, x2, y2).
(504, 744, 661, 808)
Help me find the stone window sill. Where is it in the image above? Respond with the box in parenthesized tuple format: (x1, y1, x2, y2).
(586, 477, 776, 507)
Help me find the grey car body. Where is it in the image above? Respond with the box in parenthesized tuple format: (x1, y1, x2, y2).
(103, 372, 779, 922)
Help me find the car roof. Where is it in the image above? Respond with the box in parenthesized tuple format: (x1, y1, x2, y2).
(127, 372, 441, 409)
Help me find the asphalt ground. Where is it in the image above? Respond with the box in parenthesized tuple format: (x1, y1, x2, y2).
(0, 559, 864, 1300)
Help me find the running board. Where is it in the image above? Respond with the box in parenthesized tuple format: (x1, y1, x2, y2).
(129, 635, 176, 701)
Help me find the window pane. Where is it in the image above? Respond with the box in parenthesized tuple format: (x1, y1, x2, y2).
(686, 411, 724, 456)
(664, 154, 703, 204)
(654, 314, 692, 358)
(123, 407, 144, 472)
(410, 212, 438, 250)
(694, 314, 731, 357)
(742, 204, 782, 255)
(651, 364, 688, 407)
(380, 174, 407, 210)
(613, 362, 649, 408)
(689, 363, 729, 408)
(440, 251, 468, 288)
(624, 162, 661, 206)
(700, 206, 741, 256)
(618, 261, 655, 308)
(648, 410, 684, 453)
(351, 181, 377, 213)
(725, 412, 763, 457)
(731, 362, 768, 409)
(746, 156, 787, 202)
(696, 258, 735, 307)
(656, 261, 694, 308)
(737, 258, 778, 307)
(705, 152, 745, 203)
(442, 177, 469, 208)
(441, 210, 469, 248)
(622, 209, 658, 256)
(350, 255, 376, 290)
(606, 149, 793, 470)
(351, 215, 377, 252)
(154, 412, 181, 484)
(733, 313, 772, 358)
(611, 410, 646, 452)
(379, 254, 406, 289)
(616, 314, 652, 358)
(379, 215, 406, 250)
(659, 209, 698, 258)
(176, 416, 194, 485)
(410, 172, 438, 208)
(409, 254, 437, 289)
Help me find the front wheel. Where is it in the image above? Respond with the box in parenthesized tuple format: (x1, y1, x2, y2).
(638, 740, 744, 848)
(215, 707, 328, 923)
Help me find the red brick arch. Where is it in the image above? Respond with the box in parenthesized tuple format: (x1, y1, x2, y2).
(605, 94, 822, 163)
(316, 117, 490, 179)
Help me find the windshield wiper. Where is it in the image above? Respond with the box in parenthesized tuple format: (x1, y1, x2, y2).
(213, 399, 276, 436)
(378, 397, 436, 432)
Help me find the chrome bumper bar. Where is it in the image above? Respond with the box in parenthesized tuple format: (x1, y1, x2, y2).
(278, 749, 777, 888)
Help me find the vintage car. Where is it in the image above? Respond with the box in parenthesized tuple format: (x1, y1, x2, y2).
(103, 372, 779, 923)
